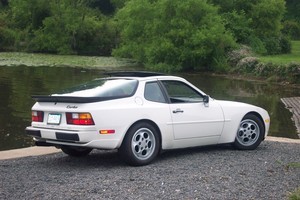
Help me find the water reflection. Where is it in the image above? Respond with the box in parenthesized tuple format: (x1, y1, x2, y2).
(0, 66, 102, 151)
(0, 66, 299, 151)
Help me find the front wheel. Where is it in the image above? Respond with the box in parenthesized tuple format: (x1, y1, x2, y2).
(233, 114, 264, 150)
(61, 146, 93, 157)
(119, 122, 160, 166)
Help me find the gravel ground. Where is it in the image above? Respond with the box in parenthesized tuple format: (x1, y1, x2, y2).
(0, 140, 299, 200)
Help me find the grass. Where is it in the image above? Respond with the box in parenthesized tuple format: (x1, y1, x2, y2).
(289, 188, 300, 200)
(0, 52, 139, 69)
(259, 41, 300, 64)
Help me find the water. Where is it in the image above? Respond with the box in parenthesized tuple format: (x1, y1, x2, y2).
(0, 66, 299, 151)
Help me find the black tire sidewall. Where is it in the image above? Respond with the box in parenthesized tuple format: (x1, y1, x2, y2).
(234, 114, 265, 150)
(119, 122, 160, 166)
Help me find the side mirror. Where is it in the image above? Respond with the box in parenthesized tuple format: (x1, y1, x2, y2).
(203, 95, 209, 104)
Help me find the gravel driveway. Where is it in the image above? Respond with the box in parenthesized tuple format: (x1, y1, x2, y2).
(0, 140, 299, 200)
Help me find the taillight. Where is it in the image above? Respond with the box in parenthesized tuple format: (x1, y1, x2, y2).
(32, 111, 44, 122)
(66, 113, 95, 125)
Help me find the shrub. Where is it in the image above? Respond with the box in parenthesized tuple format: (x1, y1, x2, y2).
(0, 27, 16, 51)
(279, 36, 292, 54)
(285, 62, 300, 84)
(282, 20, 300, 40)
(254, 62, 276, 77)
(227, 45, 253, 67)
(262, 36, 291, 55)
(236, 57, 259, 73)
(247, 36, 267, 55)
(263, 37, 281, 55)
(30, 2, 115, 56)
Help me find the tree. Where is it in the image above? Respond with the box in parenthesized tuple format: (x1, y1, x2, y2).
(113, 0, 236, 71)
(30, 0, 115, 55)
(283, 0, 300, 40)
(285, 0, 300, 22)
(9, 0, 50, 30)
(250, 0, 285, 38)
(211, 0, 287, 55)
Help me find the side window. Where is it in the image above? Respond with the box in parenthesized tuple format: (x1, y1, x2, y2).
(161, 80, 203, 103)
(144, 82, 166, 103)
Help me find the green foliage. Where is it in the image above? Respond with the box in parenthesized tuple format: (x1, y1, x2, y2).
(0, 9, 16, 51)
(248, 0, 287, 55)
(212, 0, 287, 55)
(1, 0, 116, 55)
(263, 37, 282, 55)
(229, 41, 300, 84)
(0, 27, 16, 51)
(0, 0, 298, 72)
(285, 0, 300, 22)
(282, 20, 300, 40)
(111, 0, 127, 10)
(279, 36, 292, 54)
(247, 35, 267, 55)
(222, 10, 253, 44)
(113, 0, 236, 72)
(250, 0, 285, 38)
(12, 0, 115, 55)
(236, 57, 260, 73)
(9, 0, 50, 30)
(260, 41, 300, 64)
(227, 45, 253, 67)
(232, 58, 300, 84)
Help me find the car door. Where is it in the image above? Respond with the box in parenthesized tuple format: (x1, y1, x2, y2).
(161, 80, 224, 140)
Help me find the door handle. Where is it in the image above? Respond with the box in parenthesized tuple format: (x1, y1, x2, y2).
(173, 109, 184, 113)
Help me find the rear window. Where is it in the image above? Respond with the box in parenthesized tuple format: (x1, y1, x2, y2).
(53, 78, 138, 98)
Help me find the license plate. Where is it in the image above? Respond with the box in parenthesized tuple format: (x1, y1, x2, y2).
(47, 113, 61, 125)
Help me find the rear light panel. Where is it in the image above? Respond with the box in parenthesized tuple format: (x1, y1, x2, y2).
(66, 112, 95, 125)
(32, 111, 44, 122)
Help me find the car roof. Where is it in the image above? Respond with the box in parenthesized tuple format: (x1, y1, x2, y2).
(103, 71, 184, 81)
(103, 71, 166, 77)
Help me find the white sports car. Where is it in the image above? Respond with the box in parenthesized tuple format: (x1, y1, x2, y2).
(26, 71, 270, 166)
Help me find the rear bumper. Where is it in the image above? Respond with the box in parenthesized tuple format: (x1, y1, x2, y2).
(25, 127, 121, 149)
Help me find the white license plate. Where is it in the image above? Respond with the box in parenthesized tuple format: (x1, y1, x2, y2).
(47, 113, 61, 125)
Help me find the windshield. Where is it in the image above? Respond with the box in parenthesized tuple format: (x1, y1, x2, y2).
(52, 78, 138, 98)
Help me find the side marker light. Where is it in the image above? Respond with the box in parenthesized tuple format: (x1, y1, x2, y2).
(100, 130, 115, 134)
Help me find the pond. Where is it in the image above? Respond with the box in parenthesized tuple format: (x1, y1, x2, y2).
(0, 66, 299, 151)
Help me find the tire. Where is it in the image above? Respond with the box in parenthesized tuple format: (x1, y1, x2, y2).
(61, 146, 93, 157)
(233, 114, 264, 150)
(119, 122, 160, 166)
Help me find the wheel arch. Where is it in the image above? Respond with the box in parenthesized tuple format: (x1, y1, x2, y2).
(121, 119, 162, 151)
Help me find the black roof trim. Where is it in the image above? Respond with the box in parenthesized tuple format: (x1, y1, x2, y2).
(103, 71, 166, 77)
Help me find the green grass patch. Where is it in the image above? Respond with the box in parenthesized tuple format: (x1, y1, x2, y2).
(259, 41, 300, 64)
(276, 160, 300, 169)
(289, 187, 300, 200)
(0, 52, 139, 69)
(287, 162, 300, 168)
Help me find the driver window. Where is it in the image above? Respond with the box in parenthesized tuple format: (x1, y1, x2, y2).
(161, 80, 203, 103)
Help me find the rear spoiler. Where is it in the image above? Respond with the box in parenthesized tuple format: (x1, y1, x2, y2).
(32, 95, 125, 103)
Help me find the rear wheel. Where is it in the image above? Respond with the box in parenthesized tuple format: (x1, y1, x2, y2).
(61, 146, 93, 157)
(234, 114, 264, 150)
(119, 122, 160, 166)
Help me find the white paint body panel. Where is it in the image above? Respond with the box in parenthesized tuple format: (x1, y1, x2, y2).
(26, 75, 270, 150)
